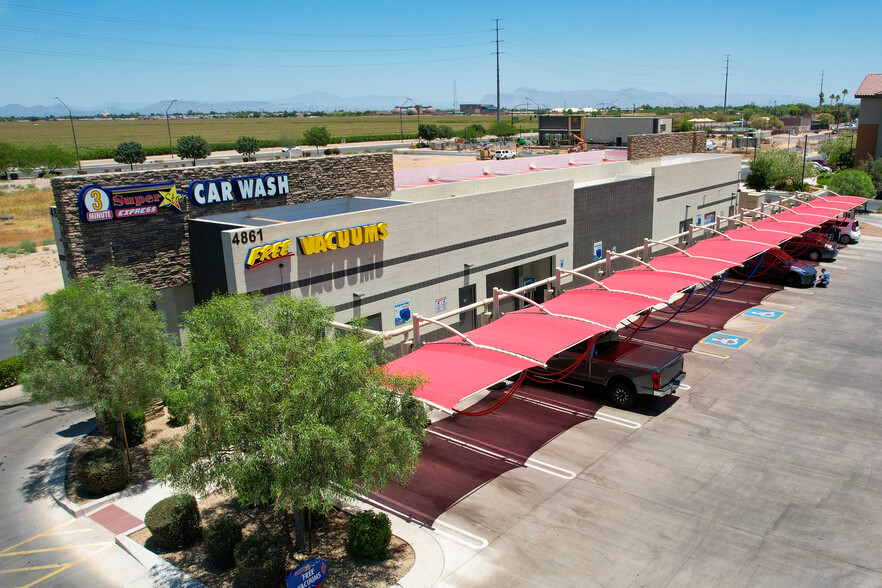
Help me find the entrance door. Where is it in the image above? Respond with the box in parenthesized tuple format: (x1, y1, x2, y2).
(458, 284, 477, 333)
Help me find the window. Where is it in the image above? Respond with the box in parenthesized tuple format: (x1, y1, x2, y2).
(660, 124, 667, 132)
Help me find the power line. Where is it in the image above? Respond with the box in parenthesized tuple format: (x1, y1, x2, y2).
(0, 45, 481, 69)
(0, 3, 487, 39)
(0, 24, 489, 54)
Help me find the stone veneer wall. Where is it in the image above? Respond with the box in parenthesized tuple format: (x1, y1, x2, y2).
(51, 153, 393, 290)
(627, 131, 708, 160)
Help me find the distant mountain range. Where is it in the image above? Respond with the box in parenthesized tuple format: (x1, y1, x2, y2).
(0, 87, 826, 117)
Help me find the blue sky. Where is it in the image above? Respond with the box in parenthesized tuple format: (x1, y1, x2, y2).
(0, 0, 877, 109)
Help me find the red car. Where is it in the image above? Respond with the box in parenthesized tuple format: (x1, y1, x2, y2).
(780, 233, 839, 262)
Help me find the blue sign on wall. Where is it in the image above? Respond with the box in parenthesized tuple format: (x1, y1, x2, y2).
(701, 333, 750, 349)
(287, 558, 327, 588)
(743, 308, 785, 320)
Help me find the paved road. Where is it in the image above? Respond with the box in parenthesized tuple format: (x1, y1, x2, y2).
(0, 312, 43, 360)
(428, 236, 882, 586)
(0, 386, 150, 587)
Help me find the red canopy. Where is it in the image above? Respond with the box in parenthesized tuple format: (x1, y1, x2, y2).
(385, 342, 541, 410)
(464, 308, 609, 363)
(387, 195, 854, 411)
(750, 218, 817, 234)
(721, 226, 793, 246)
(541, 286, 662, 326)
(601, 267, 706, 302)
(681, 237, 772, 265)
(648, 252, 736, 280)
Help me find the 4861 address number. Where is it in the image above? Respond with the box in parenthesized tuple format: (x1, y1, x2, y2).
(231, 229, 264, 245)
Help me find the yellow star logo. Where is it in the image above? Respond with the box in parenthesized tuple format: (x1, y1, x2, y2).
(159, 184, 185, 212)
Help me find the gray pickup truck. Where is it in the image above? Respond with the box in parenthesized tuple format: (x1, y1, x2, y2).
(535, 331, 686, 409)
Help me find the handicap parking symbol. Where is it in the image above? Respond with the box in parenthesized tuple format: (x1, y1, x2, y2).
(701, 333, 750, 349)
(743, 308, 785, 320)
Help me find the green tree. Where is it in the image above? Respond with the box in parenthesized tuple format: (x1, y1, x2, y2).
(857, 155, 882, 187)
(741, 107, 757, 123)
(417, 123, 440, 141)
(30, 144, 77, 175)
(817, 113, 835, 126)
(749, 148, 816, 188)
(15, 267, 172, 466)
(113, 141, 147, 170)
(749, 115, 770, 130)
(437, 125, 455, 139)
(0, 142, 17, 178)
(235, 136, 261, 161)
(676, 118, 694, 132)
(457, 126, 483, 144)
(302, 126, 331, 155)
(826, 169, 875, 199)
(818, 131, 856, 169)
(745, 157, 773, 191)
(487, 121, 518, 144)
(176, 135, 212, 166)
(151, 294, 427, 548)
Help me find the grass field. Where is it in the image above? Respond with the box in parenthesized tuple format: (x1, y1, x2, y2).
(0, 186, 55, 250)
(0, 114, 539, 150)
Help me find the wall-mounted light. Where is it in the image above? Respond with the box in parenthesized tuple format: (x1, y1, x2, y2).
(464, 263, 475, 269)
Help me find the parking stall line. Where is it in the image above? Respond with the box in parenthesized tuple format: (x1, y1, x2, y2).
(511, 392, 641, 429)
(18, 544, 113, 588)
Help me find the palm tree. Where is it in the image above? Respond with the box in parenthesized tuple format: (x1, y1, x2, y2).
(842, 89, 849, 123)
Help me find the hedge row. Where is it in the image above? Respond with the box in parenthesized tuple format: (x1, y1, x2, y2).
(78, 134, 419, 161)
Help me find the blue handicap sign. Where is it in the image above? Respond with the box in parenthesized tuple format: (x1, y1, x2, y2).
(743, 308, 785, 320)
(701, 333, 750, 349)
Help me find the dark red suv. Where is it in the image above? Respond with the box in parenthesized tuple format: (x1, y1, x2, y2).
(780, 233, 839, 262)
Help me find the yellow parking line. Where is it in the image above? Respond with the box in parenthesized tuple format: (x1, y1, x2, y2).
(0, 520, 77, 555)
(0, 564, 65, 574)
(0, 542, 112, 557)
(42, 530, 93, 538)
(19, 544, 112, 588)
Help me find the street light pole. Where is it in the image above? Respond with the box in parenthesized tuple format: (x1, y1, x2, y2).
(55, 97, 81, 171)
(166, 99, 177, 157)
(398, 98, 414, 142)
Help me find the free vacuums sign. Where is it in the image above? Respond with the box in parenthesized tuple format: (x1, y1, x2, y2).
(78, 173, 290, 222)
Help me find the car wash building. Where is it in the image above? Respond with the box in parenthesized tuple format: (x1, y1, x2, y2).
(50, 142, 741, 344)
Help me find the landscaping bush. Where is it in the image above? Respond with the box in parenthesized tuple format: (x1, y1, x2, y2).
(164, 389, 189, 425)
(144, 494, 202, 550)
(234, 530, 287, 587)
(75, 447, 130, 496)
(0, 355, 25, 389)
(112, 412, 146, 446)
(347, 510, 392, 560)
(205, 517, 242, 570)
(322, 147, 341, 155)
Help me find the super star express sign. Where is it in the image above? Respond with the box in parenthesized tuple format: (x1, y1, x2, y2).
(77, 173, 289, 222)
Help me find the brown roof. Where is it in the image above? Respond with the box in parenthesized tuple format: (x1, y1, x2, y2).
(855, 74, 882, 97)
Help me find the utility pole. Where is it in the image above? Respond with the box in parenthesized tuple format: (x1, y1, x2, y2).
(722, 54, 730, 148)
(492, 18, 502, 123)
(818, 71, 825, 107)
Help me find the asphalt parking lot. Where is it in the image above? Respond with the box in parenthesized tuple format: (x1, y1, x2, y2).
(386, 236, 882, 586)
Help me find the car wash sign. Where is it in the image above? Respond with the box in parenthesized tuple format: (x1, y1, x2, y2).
(188, 173, 289, 206)
(78, 180, 184, 222)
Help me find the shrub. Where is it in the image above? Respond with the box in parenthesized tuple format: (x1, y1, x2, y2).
(164, 389, 189, 425)
(145, 494, 202, 550)
(112, 412, 146, 446)
(205, 517, 242, 570)
(75, 447, 130, 496)
(0, 355, 25, 389)
(348, 511, 392, 560)
(234, 530, 287, 587)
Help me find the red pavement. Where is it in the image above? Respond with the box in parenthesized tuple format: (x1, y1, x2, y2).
(88, 504, 143, 535)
